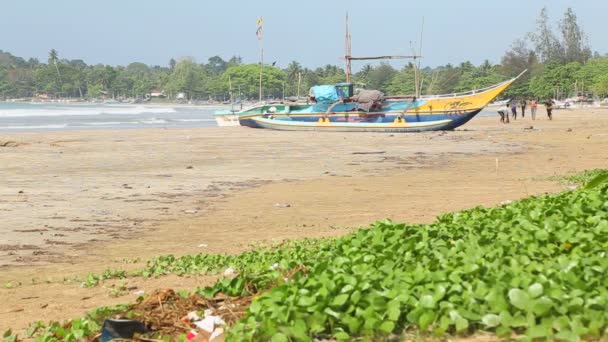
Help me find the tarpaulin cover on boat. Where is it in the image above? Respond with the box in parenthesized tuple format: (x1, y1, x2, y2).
(354, 89, 384, 112)
(309, 85, 339, 104)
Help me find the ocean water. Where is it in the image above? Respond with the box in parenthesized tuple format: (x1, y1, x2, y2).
(0, 102, 226, 132)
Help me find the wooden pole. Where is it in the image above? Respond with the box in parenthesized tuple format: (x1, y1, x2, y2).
(297, 72, 301, 98)
(229, 75, 233, 111)
(417, 17, 425, 98)
(259, 47, 264, 102)
(345, 13, 352, 83)
(229, 76, 232, 101)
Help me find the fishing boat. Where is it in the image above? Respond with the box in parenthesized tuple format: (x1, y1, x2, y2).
(213, 108, 241, 126)
(236, 73, 523, 132)
(217, 15, 523, 132)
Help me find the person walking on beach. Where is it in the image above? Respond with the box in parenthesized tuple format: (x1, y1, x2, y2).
(530, 99, 538, 120)
(510, 101, 517, 120)
(545, 98, 554, 120)
(520, 99, 527, 118)
(503, 103, 510, 123)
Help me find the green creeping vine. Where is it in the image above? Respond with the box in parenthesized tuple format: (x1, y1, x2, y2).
(549, 168, 608, 186)
(18, 171, 608, 341)
(227, 173, 608, 341)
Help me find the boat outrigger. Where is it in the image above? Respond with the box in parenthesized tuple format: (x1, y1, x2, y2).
(215, 16, 524, 132)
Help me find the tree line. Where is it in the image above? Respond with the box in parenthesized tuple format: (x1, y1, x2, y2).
(1, 7, 606, 101)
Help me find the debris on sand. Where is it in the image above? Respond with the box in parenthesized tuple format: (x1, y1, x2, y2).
(351, 151, 385, 155)
(109, 289, 252, 339)
(0, 140, 26, 147)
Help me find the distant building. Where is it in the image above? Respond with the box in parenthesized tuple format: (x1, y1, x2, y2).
(149, 90, 166, 98)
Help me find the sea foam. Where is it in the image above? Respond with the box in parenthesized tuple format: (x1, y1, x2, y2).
(0, 105, 177, 118)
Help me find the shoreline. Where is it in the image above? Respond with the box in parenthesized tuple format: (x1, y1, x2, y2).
(0, 99, 231, 108)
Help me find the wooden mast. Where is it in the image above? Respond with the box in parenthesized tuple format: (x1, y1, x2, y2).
(259, 47, 263, 102)
(297, 72, 302, 98)
(257, 16, 264, 102)
(345, 13, 352, 83)
(344, 13, 422, 85)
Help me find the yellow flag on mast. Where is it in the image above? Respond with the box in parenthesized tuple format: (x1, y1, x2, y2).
(256, 17, 263, 40)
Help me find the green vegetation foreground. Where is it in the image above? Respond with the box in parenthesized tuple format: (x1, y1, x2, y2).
(7, 170, 608, 341)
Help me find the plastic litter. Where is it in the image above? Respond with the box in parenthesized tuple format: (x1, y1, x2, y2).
(101, 319, 148, 342)
(223, 267, 237, 278)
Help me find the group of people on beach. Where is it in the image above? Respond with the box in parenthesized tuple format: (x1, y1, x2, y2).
(498, 98, 554, 123)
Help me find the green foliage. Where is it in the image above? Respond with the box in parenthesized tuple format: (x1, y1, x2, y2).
(222, 181, 608, 340)
(165, 58, 207, 100)
(453, 62, 504, 93)
(223, 64, 286, 99)
(592, 74, 608, 98)
(142, 238, 331, 278)
(384, 65, 416, 95)
(550, 169, 608, 186)
(355, 62, 396, 93)
(3, 328, 18, 342)
(87, 83, 103, 98)
(25, 304, 129, 341)
(80, 268, 128, 288)
(529, 61, 582, 98)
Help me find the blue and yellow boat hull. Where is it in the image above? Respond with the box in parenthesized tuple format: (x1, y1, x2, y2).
(235, 72, 522, 132)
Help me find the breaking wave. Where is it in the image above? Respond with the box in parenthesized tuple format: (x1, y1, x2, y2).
(2, 124, 69, 130)
(0, 105, 177, 118)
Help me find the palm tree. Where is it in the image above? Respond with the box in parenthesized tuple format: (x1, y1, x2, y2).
(286, 61, 302, 96)
(48, 49, 62, 94)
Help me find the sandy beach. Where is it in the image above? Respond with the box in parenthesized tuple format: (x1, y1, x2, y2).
(1, 108, 607, 332)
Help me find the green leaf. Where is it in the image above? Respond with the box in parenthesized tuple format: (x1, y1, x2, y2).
(72, 329, 85, 339)
(528, 283, 544, 298)
(297, 296, 315, 307)
(350, 290, 361, 304)
(271, 332, 289, 342)
(3, 329, 12, 338)
(387, 300, 400, 321)
(378, 321, 395, 334)
(324, 307, 341, 319)
(341, 315, 361, 333)
(291, 319, 308, 340)
(508, 288, 530, 311)
(331, 294, 349, 307)
(455, 317, 469, 332)
(496, 325, 512, 337)
(482, 314, 501, 328)
(499, 310, 513, 327)
(534, 230, 549, 241)
(419, 294, 435, 308)
(532, 296, 553, 316)
(552, 316, 571, 332)
(528, 323, 550, 339)
(555, 330, 580, 342)
(249, 300, 262, 313)
(419, 311, 436, 330)
(334, 331, 350, 340)
(584, 172, 608, 189)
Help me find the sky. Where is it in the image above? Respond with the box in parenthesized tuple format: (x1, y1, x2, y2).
(1, 0, 607, 70)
